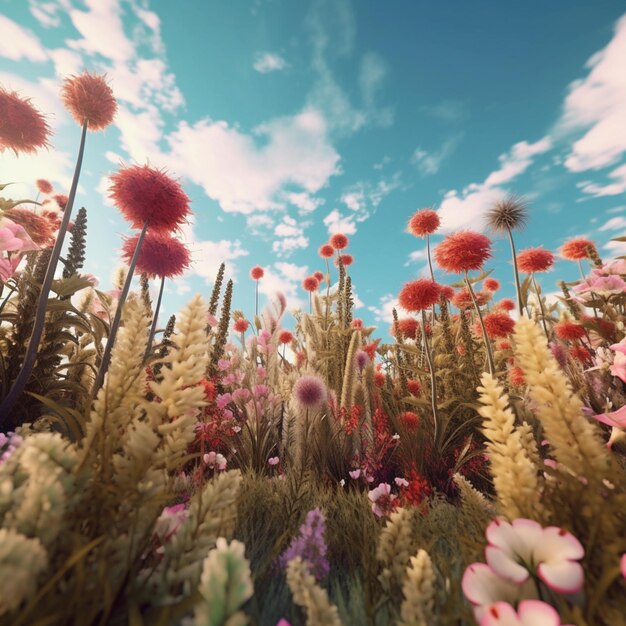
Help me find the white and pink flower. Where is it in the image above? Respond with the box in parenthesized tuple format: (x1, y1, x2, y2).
(480, 600, 567, 626)
(609, 338, 626, 383)
(368, 482, 397, 517)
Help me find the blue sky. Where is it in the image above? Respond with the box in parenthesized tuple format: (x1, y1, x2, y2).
(1, 0, 625, 328)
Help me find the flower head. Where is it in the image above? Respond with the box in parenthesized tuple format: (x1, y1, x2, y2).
(407, 379, 421, 396)
(293, 375, 327, 409)
(0, 87, 50, 155)
(335, 253, 353, 267)
(435, 231, 492, 274)
(278, 330, 293, 344)
(302, 276, 319, 292)
(318, 243, 334, 258)
(495, 298, 516, 312)
(480, 600, 564, 626)
(36, 179, 53, 194)
(61, 72, 117, 130)
(250, 265, 264, 280)
(483, 278, 500, 291)
(233, 318, 250, 333)
(355, 350, 370, 371)
(54, 194, 68, 210)
(517, 247, 555, 274)
(3, 208, 55, 247)
(399, 279, 441, 311)
(121, 231, 190, 278)
(351, 318, 363, 329)
(560, 237, 596, 261)
(486, 195, 529, 233)
(408, 208, 440, 237)
(610, 338, 626, 383)
(368, 483, 397, 517)
(392, 317, 420, 341)
(484, 312, 515, 339)
(313, 270, 325, 283)
(329, 232, 349, 250)
(554, 320, 586, 341)
(399, 410, 419, 430)
(109, 165, 191, 232)
(0, 218, 39, 252)
(508, 367, 525, 387)
(440, 284, 455, 301)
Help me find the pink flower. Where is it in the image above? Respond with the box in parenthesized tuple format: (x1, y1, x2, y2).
(216, 393, 232, 409)
(609, 339, 626, 383)
(268, 456, 280, 466)
(154, 503, 188, 546)
(0, 254, 21, 281)
(254, 384, 269, 397)
(349, 469, 361, 479)
(593, 259, 626, 276)
(368, 482, 397, 517)
(203, 451, 227, 470)
(485, 519, 584, 594)
(621, 554, 626, 580)
(395, 477, 409, 488)
(480, 600, 566, 626)
(206, 313, 219, 327)
(0, 219, 39, 252)
(585, 275, 626, 297)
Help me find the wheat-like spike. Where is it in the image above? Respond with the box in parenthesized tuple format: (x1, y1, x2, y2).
(376, 507, 414, 594)
(340, 330, 361, 410)
(399, 549, 436, 626)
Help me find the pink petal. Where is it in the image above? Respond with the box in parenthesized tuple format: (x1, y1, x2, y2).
(486, 546, 529, 584)
(479, 601, 519, 626)
(462, 563, 498, 605)
(621, 554, 626, 580)
(610, 342, 626, 356)
(537, 560, 584, 594)
(534, 527, 584, 562)
(517, 600, 562, 626)
(592, 404, 626, 429)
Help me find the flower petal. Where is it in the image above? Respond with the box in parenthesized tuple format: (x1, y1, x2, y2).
(533, 527, 584, 562)
(517, 600, 562, 626)
(462, 563, 499, 605)
(486, 546, 529, 584)
(479, 601, 520, 626)
(537, 560, 584, 594)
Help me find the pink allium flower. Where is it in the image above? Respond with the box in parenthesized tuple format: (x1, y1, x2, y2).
(0, 219, 39, 252)
(109, 165, 191, 232)
(329, 233, 349, 250)
(435, 231, 492, 274)
(480, 600, 564, 626)
(61, 72, 117, 130)
(483, 278, 500, 291)
(560, 238, 596, 261)
(398, 279, 441, 312)
(368, 483, 397, 517)
(0, 87, 50, 155)
(485, 518, 584, 594)
(609, 339, 626, 383)
(407, 208, 440, 237)
(351, 318, 363, 329)
(250, 265, 264, 280)
(233, 318, 250, 333)
(319, 244, 334, 258)
(516, 247, 555, 274)
(36, 179, 53, 194)
(121, 231, 190, 278)
(293, 375, 327, 409)
(335, 253, 353, 267)
(302, 276, 319, 292)
(278, 330, 293, 344)
(54, 194, 68, 210)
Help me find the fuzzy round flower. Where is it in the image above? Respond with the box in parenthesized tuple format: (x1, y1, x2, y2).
(554, 321, 586, 341)
(53, 194, 68, 210)
(335, 253, 353, 267)
(452, 288, 490, 310)
(313, 270, 325, 283)
(61, 72, 117, 131)
(517, 247, 554, 274)
(560, 237, 596, 261)
(407, 208, 440, 237)
(355, 350, 370, 371)
(508, 366, 525, 387)
(121, 231, 190, 278)
(399, 411, 419, 430)
(329, 233, 349, 250)
(233, 318, 250, 333)
(484, 312, 515, 339)
(278, 330, 293, 344)
(302, 276, 319, 292)
(495, 298, 516, 312)
(483, 278, 500, 291)
(352, 318, 363, 329)
(407, 379, 421, 396)
(435, 231, 492, 274)
(36, 179, 53, 194)
(3, 208, 55, 247)
(318, 243, 334, 258)
(0, 87, 50, 155)
(392, 317, 420, 341)
(109, 165, 191, 232)
(293, 374, 327, 409)
(439, 284, 455, 301)
(250, 265, 264, 280)
(399, 279, 441, 312)
(569, 345, 592, 365)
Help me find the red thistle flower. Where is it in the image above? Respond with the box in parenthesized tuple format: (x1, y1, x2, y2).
(452, 288, 490, 310)
(517, 247, 555, 273)
(483, 277, 500, 291)
(569, 344, 593, 364)
(3, 208, 55, 247)
(329, 233, 349, 250)
(398, 279, 441, 312)
(250, 265, 264, 280)
(392, 317, 420, 341)
(401, 471, 431, 507)
(36, 179, 53, 194)
(508, 366, 525, 387)
(233, 318, 250, 333)
(302, 276, 319, 292)
(278, 330, 293, 344)
(122, 231, 190, 278)
(0, 87, 50, 155)
(363, 340, 380, 360)
(407, 208, 440, 237)
(495, 298, 516, 312)
(554, 321, 586, 341)
(313, 271, 325, 283)
(61, 72, 117, 131)
(110, 165, 191, 232)
(319, 243, 334, 258)
(335, 253, 353, 267)
(294, 374, 327, 408)
(483, 312, 515, 339)
(439, 285, 455, 301)
(560, 238, 596, 261)
(399, 410, 419, 430)
(200, 379, 216, 402)
(407, 379, 421, 396)
(434, 231, 492, 274)
(351, 318, 363, 329)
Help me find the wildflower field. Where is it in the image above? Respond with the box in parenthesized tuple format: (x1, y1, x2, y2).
(1, 65, 626, 626)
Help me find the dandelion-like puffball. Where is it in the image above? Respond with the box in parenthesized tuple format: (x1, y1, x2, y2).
(435, 231, 492, 274)
(483, 312, 515, 339)
(569, 345, 592, 364)
(483, 277, 500, 291)
(302, 276, 319, 292)
(329, 233, 349, 250)
(517, 247, 555, 273)
(36, 179, 53, 194)
(398, 279, 441, 312)
(399, 411, 419, 430)
(0, 87, 50, 155)
(233, 318, 250, 333)
(407, 379, 421, 396)
(439, 285, 455, 301)
(560, 238, 596, 261)
(110, 165, 191, 232)
(121, 231, 190, 278)
(391, 317, 420, 341)
(318, 244, 334, 258)
(293, 375, 327, 409)
(61, 72, 117, 131)
(53, 194, 68, 210)
(508, 366, 525, 387)
(352, 319, 363, 329)
(250, 265, 264, 280)
(407, 208, 440, 237)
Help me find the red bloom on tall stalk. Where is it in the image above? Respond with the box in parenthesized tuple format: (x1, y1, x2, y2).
(517, 247, 555, 273)
(560, 238, 596, 261)
(407, 379, 421, 396)
(554, 321, 586, 341)
(483, 277, 500, 291)
(61, 72, 117, 131)
(453, 288, 490, 310)
(302, 276, 319, 292)
(233, 318, 250, 333)
(407, 209, 440, 237)
(495, 298, 516, 312)
(483, 312, 515, 339)
(508, 366, 525, 387)
(3, 208, 55, 247)
(329, 233, 349, 250)
(319, 244, 334, 258)
(313, 271, 325, 283)
(121, 232, 190, 278)
(109, 165, 191, 232)
(250, 265, 264, 280)
(54, 194, 68, 210)
(399, 411, 419, 430)
(392, 317, 420, 341)
(36, 179, 53, 194)
(439, 285, 455, 301)
(278, 330, 293, 344)
(398, 279, 441, 312)
(0, 87, 50, 155)
(335, 254, 353, 267)
(435, 231, 492, 274)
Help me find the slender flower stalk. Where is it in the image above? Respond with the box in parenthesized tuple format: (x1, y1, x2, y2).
(144, 274, 165, 361)
(465, 272, 495, 375)
(507, 227, 524, 316)
(421, 308, 440, 441)
(531, 274, 550, 340)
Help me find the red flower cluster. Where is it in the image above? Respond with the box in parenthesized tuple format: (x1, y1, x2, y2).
(250, 265, 264, 280)
(495, 298, 516, 312)
(392, 317, 420, 341)
(483, 277, 500, 291)
(452, 288, 490, 310)
(61, 72, 117, 131)
(399, 279, 441, 312)
(407, 379, 421, 396)
(122, 231, 190, 278)
(560, 238, 596, 261)
(407, 209, 440, 237)
(554, 321, 586, 341)
(313, 271, 325, 283)
(4, 208, 56, 247)
(399, 410, 419, 430)
(569, 345, 592, 364)
(400, 470, 432, 508)
(435, 231, 492, 274)
(0, 87, 50, 155)
(36, 179, 53, 194)
(335, 254, 353, 267)
(439, 285, 455, 301)
(351, 319, 363, 329)
(483, 312, 515, 338)
(517, 247, 555, 273)
(508, 366, 525, 387)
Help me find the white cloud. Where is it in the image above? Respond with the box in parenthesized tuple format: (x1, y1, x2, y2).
(286, 191, 324, 214)
(603, 238, 626, 256)
(412, 133, 463, 175)
(483, 137, 552, 187)
(48, 48, 84, 76)
(405, 249, 428, 266)
(272, 217, 310, 257)
(323, 209, 356, 235)
(0, 15, 48, 62)
(29, 1, 67, 28)
(258, 263, 308, 310)
(576, 162, 626, 197)
(598, 215, 626, 231)
(253, 52, 288, 73)
(340, 173, 402, 225)
(368, 294, 405, 324)
(0, 149, 76, 196)
(559, 14, 626, 174)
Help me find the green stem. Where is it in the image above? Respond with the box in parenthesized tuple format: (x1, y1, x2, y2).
(465, 272, 495, 375)
(421, 309, 439, 443)
(0, 121, 88, 423)
(507, 227, 524, 317)
(143, 274, 165, 362)
(255, 280, 258, 317)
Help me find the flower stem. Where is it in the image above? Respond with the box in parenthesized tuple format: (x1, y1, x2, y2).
(0, 121, 88, 423)
(465, 272, 495, 375)
(92, 221, 149, 397)
(143, 274, 165, 362)
(421, 308, 439, 443)
(507, 227, 524, 317)
(531, 274, 550, 340)
(426, 233, 437, 322)
(255, 280, 258, 317)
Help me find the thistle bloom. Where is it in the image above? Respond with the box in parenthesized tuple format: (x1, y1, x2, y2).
(0, 87, 50, 155)
(294, 375, 327, 409)
(61, 72, 117, 131)
(440, 284, 455, 301)
(407, 379, 421, 396)
(483, 312, 515, 339)
(329, 232, 349, 250)
(399, 411, 419, 430)
(121, 231, 190, 278)
(302, 276, 319, 292)
(393, 317, 420, 341)
(484, 518, 585, 594)
(233, 318, 250, 333)
(54, 194, 69, 210)
(109, 165, 191, 232)
(554, 321, 586, 341)
(495, 299, 516, 312)
(480, 600, 564, 626)
(398, 279, 441, 311)
(335, 253, 353, 267)
(250, 265, 264, 280)
(36, 179, 53, 194)
(313, 270, 325, 283)
(483, 278, 500, 291)
(319, 244, 334, 258)
(408, 208, 440, 237)
(517, 248, 555, 274)
(435, 231, 492, 274)
(560, 237, 596, 261)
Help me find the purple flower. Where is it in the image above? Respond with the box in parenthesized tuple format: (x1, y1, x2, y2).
(355, 350, 370, 372)
(293, 375, 327, 409)
(0, 431, 23, 464)
(278, 508, 330, 582)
